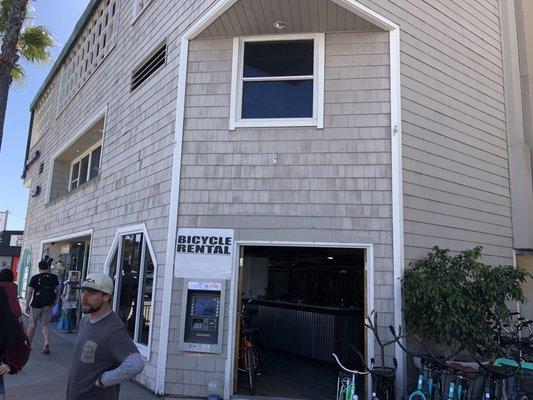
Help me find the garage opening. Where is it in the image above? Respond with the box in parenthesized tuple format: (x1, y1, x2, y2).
(235, 245, 367, 400)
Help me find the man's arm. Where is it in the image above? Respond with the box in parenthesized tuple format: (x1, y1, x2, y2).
(96, 326, 145, 388)
(25, 287, 33, 313)
(97, 353, 145, 388)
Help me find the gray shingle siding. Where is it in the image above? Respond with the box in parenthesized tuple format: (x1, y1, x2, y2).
(21, 0, 515, 396)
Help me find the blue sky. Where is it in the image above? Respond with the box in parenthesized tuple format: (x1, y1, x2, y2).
(0, 0, 90, 230)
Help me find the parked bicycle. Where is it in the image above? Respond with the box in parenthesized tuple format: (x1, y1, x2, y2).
(238, 298, 269, 395)
(390, 325, 466, 400)
(333, 352, 373, 400)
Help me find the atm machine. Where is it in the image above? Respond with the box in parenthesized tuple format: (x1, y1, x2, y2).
(179, 280, 226, 353)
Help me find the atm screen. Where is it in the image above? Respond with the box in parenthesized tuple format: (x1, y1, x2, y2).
(193, 297, 218, 317)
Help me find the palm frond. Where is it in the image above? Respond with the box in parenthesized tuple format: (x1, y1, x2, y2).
(11, 63, 25, 84)
(0, 0, 12, 33)
(18, 25, 55, 63)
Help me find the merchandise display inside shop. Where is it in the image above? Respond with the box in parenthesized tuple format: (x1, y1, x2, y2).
(237, 246, 366, 400)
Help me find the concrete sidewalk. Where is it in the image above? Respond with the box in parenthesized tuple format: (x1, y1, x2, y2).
(4, 319, 160, 400)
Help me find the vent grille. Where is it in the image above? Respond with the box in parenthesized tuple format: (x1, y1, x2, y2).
(131, 44, 166, 91)
(39, 163, 44, 174)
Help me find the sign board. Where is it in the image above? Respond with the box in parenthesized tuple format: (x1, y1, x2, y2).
(187, 281, 222, 291)
(9, 234, 23, 247)
(174, 228, 234, 279)
(0, 212, 6, 232)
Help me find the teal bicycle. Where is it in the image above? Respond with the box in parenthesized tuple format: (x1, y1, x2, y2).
(333, 352, 373, 400)
(390, 326, 466, 400)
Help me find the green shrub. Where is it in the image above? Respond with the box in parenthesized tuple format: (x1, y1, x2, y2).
(402, 246, 530, 355)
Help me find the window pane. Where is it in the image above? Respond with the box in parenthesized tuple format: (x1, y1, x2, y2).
(70, 162, 80, 189)
(117, 233, 142, 340)
(243, 40, 314, 78)
(89, 146, 101, 180)
(79, 155, 90, 185)
(242, 80, 313, 119)
(108, 247, 118, 285)
(138, 247, 154, 345)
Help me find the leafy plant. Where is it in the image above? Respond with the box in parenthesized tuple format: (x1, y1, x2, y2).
(402, 246, 531, 356)
(0, 0, 55, 150)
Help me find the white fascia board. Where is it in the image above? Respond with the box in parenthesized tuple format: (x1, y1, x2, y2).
(332, 0, 398, 30)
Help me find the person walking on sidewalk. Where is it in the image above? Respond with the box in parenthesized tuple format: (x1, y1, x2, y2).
(66, 272, 144, 400)
(0, 269, 22, 320)
(25, 260, 59, 354)
(0, 287, 30, 400)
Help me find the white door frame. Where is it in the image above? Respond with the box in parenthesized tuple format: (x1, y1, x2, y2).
(224, 240, 374, 399)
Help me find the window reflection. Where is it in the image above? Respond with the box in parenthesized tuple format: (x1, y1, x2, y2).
(139, 249, 154, 344)
(108, 248, 118, 283)
(109, 232, 155, 346)
(117, 233, 142, 339)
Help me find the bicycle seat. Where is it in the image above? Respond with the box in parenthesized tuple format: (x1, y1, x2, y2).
(448, 363, 478, 380)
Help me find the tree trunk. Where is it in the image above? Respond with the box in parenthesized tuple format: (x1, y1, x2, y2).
(0, 0, 28, 152)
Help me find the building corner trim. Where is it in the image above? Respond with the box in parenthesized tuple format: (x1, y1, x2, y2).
(156, 37, 190, 395)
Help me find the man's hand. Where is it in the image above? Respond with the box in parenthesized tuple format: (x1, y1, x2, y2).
(95, 377, 107, 389)
(25, 305, 30, 314)
(0, 363, 12, 375)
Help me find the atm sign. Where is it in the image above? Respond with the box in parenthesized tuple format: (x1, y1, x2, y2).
(188, 281, 222, 291)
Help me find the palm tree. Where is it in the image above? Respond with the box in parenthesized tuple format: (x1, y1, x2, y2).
(0, 0, 54, 152)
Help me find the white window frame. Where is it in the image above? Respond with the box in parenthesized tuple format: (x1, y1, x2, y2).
(103, 224, 158, 360)
(69, 141, 102, 191)
(229, 33, 325, 130)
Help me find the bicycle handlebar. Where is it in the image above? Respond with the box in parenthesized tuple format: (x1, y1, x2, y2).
(464, 346, 522, 378)
(389, 325, 464, 367)
(332, 353, 373, 375)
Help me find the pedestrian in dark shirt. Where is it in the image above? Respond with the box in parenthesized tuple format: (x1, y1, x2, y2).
(25, 260, 59, 354)
(0, 269, 22, 319)
(0, 287, 29, 400)
(65, 272, 144, 400)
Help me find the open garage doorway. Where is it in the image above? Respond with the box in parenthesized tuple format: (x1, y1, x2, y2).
(234, 245, 368, 400)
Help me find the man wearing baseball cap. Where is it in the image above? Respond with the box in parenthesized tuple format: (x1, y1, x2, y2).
(65, 272, 145, 400)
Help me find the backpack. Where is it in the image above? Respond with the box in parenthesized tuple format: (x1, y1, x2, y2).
(4, 325, 31, 373)
(35, 274, 56, 307)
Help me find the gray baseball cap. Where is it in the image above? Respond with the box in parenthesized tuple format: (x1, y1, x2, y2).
(80, 272, 114, 295)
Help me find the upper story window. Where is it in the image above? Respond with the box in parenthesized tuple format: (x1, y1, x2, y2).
(69, 142, 102, 190)
(47, 115, 105, 203)
(58, 0, 118, 111)
(230, 34, 325, 130)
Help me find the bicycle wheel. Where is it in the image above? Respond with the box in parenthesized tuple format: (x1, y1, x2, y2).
(408, 390, 426, 400)
(254, 327, 270, 367)
(245, 346, 257, 395)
